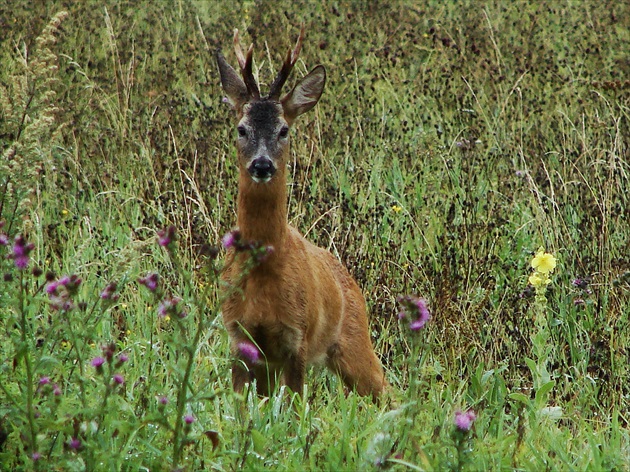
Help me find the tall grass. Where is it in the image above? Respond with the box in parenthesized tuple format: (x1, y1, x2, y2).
(0, 0, 628, 470)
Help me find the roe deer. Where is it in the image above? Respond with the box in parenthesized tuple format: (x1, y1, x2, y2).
(217, 27, 386, 399)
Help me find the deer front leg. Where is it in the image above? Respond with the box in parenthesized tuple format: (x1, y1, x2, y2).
(233, 357, 279, 396)
(284, 352, 306, 396)
(231, 360, 251, 393)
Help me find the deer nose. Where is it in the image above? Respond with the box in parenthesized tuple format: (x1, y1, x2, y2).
(248, 157, 276, 182)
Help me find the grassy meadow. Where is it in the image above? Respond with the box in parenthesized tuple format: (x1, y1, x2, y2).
(1, 0, 629, 470)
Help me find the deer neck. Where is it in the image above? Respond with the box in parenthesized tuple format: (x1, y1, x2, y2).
(236, 167, 288, 251)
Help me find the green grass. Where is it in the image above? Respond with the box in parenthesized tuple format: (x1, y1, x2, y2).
(1, 0, 629, 470)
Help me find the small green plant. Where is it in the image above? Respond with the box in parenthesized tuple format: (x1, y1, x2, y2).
(452, 409, 477, 472)
(527, 248, 557, 393)
(0, 219, 270, 469)
(526, 248, 558, 405)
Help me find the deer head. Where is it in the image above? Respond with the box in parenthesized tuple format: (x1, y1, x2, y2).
(216, 27, 326, 183)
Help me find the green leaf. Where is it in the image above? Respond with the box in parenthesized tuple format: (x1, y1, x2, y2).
(534, 380, 556, 406)
(524, 358, 537, 375)
(37, 355, 63, 371)
(508, 392, 530, 405)
(251, 429, 266, 454)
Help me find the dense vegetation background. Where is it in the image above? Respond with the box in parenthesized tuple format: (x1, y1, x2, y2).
(1, 0, 628, 470)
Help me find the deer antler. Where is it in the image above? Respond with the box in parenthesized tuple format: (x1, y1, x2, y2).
(268, 24, 305, 100)
(233, 29, 260, 99)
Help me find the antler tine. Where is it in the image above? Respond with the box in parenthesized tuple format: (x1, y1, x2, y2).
(268, 25, 305, 100)
(232, 29, 247, 69)
(290, 24, 305, 65)
(233, 28, 260, 99)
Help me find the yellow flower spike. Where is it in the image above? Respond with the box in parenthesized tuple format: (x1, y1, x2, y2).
(531, 248, 557, 274)
(529, 273, 551, 288)
(392, 205, 403, 214)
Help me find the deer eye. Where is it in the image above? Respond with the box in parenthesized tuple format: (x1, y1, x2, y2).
(237, 126, 247, 138)
(278, 126, 289, 139)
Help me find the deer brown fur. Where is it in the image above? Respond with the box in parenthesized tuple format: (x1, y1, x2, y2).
(217, 27, 386, 399)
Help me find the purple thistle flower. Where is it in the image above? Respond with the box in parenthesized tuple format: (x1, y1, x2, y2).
(102, 343, 117, 361)
(64, 275, 81, 293)
(572, 277, 591, 290)
(58, 275, 70, 285)
(157, 395, 168, 413)
(12, 236, 32, 257)
(410, 317, 429, 331)
(0, 233, 8, 246)
(238, 341, 260, 364)
(31, 452, 41, 461)
(52, 384, 62, 396)
(113, 373, 124, 385)
(158, 225, 176, 248)
(138, 273, 159, 292)
(222, 230, 241, 249)
(183, 415, 195, 434)
(158, 296, 185, 318)
(100, 282, 118, 300)
(91, 357, 105, 374)
(454, 409, 476, 432)
(117, 353, 129, 363)
(414, 298, 431, 328)
(255, 244, 274, 263)
(62, 300, 75, 311)
(39, 376, 51, 386)
(397, 295, 431, 331)
(14, 254, 30, 269)
(157, 300, 168, 317)
(45, 281, 59, 295)
(68, 437, 81, 450)
(46, 275, 82, 306)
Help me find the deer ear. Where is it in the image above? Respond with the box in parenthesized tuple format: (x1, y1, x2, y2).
(216, 50, 248, 110)
(281, 65, 326, 123)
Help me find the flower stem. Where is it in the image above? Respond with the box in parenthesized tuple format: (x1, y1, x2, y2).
(18, 270, 38, 459)
(65, 313, 88, 407)
(169, 250, 204, 468)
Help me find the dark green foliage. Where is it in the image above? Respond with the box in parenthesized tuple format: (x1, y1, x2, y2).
(0, 0, 628, 469)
